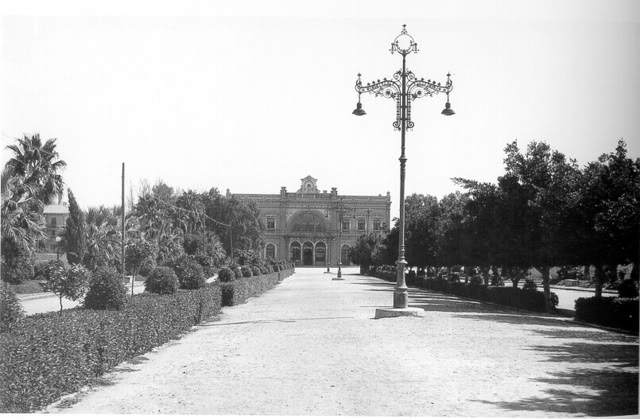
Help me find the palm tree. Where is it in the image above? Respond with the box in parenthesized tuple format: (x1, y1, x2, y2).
(83, 206, 122, 270)
(1, 179, 46, 256)
(3, 134, 66, 204)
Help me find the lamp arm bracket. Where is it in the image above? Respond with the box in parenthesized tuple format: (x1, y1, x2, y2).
(355, 77, 400, 100)
(407, 78, 453, 100)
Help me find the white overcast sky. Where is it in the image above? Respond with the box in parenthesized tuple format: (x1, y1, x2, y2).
(2, 0, 639, 219)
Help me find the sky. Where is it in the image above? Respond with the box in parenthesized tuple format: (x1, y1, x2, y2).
(2, 0, 639, 219)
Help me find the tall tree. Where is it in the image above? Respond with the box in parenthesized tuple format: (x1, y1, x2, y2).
(404, 194, 440, 270)
(501, 140, 582, 309)
(3, 134, 66, 204)
(575, 140, 640, 297)
(63, 189, 87, 265)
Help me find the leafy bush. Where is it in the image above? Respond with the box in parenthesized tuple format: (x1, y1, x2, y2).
(240, 266, 253, 278)
(44, 264, 89, 315)
(176, 259, 206, 290)
(217, 267, 235, 282)
(32, 261, 50, 282)
(138, 258, 156, 277)
(575, 296, 639, 331)
(1, 281, 24, 332)
(145, 266, 179, 295)
(618, 279, 639, 298)
(251, 265, 262, 276)
(83, 267, 127, 310)
(193, 253, 217, 278)
(548, 291, 559, 309)
(233, 267, 243, 280)
(0, 284, 223, 413)
(522, 279, 538, 291)
(0, 251, 35, 285)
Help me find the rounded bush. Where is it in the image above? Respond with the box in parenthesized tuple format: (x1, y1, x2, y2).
(145, 266, 179, 295)
(241, 266, 253, 278)
(549, 292, 559, 309)
(232, 267, 243, 280)
(1, 252, 35, 285)
(176, 259, 206, 290)
(251, 265, 261, 276)
(217, 267, 235, 282)
(272, 264, 280, 272)
(84, 267, 127, 310)
(618, 279, 639, 298)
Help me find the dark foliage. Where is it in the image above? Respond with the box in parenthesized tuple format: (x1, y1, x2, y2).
(175, 258, 206, 290)
(240, 266, 253, 278)
(145, 266, 179, 295)
(575, 296, 639, 332)
(0, 249, 35, 285)
(618, 279, 639, 298)
(0, 281, 24, 332)
(217, 267, 235, 282)
(0, 284, 222, 413)
(221, 267, 293, 306)
(83, 267, 127, 310)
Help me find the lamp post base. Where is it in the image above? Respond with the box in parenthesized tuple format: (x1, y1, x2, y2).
(393, 287, 409, 308)
(374, 307, 423, 319)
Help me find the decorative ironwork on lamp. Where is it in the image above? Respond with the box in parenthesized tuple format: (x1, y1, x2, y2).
(352, 24, 455, 309)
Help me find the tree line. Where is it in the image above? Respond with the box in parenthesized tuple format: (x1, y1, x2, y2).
(1, 134, 265, 285)
(353, 139, 639, 311)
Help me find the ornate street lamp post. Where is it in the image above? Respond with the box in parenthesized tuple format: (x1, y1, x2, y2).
(333, 198, 354, 280)
(353, 25, 455, 310)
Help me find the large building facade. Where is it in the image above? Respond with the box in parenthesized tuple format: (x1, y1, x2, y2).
(227, 176, 391, 266)
(231, 176, 391, 267)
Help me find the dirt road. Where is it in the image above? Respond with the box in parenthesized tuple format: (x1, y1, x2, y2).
(44, 267, 638, 416)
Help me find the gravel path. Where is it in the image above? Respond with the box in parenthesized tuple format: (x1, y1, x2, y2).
(44, 267, 638, 416)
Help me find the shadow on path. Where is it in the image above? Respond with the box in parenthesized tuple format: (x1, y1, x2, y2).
(472, 368, 638, 416)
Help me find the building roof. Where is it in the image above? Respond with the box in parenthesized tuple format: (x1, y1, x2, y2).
(43, 204, 69, 215)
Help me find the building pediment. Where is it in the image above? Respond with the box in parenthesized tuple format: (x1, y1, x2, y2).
(297, 175, 319, 193)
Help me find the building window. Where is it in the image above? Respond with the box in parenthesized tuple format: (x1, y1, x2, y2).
(357, 218, 365, 231)
(50, 217, 57, 228)
(373, 219, 382, 231)
(341, 219, 350, 231)
(266, 216, 275, 230)
(266, 243, 276, 259)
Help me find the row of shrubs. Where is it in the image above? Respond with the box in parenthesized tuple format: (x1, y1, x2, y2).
(575, 297, 638, 332)
(370, 271, 558, 312)
(0, 263, 294, 413)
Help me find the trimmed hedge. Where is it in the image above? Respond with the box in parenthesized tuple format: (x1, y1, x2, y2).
(575, 296, 639, 332)
(372, 273, 557, 313)
(221, 267, 294, 306)
(0, 284, 222, 413)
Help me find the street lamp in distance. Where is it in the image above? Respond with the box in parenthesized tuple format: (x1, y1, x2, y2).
(55, 236, 62, 261)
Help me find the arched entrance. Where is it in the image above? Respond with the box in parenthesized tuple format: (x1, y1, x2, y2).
(341, 244, 351, 266)
(315, 242, 326, 265)
(302, 241, 314, 266)
(290, 241, 301, 264)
